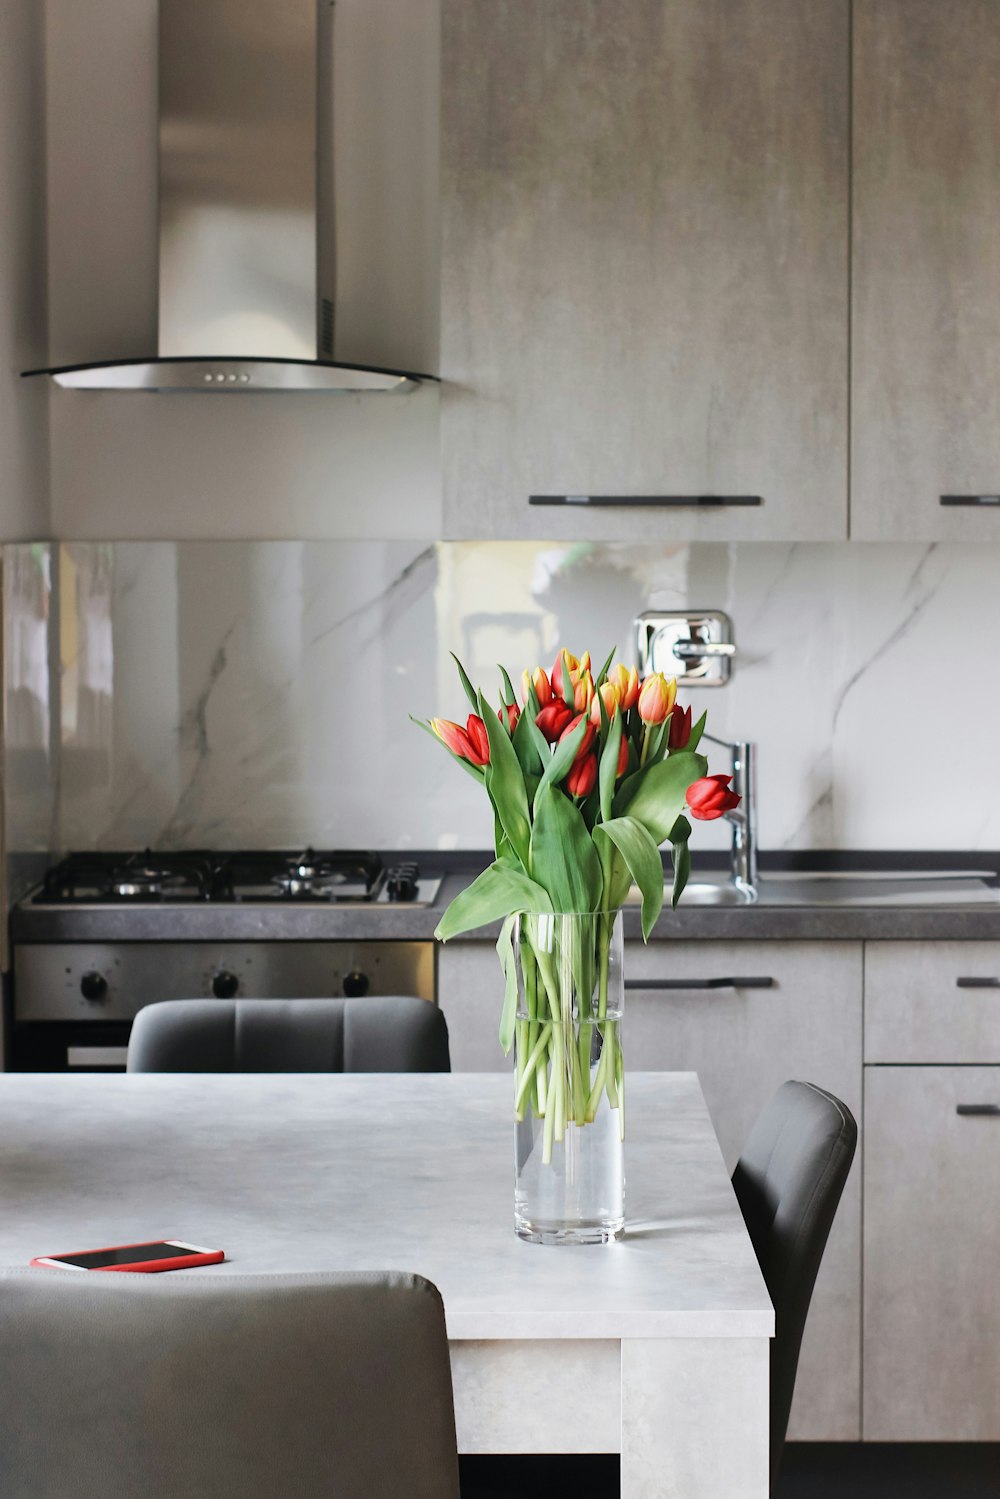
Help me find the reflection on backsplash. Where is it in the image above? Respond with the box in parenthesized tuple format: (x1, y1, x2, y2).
(5, 539, 1000, 854)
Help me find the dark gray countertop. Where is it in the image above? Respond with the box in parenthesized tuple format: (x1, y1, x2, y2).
(11, 853, 1000, 944)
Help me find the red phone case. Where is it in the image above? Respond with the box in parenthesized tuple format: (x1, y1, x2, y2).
(30, 1240, 225, 1273)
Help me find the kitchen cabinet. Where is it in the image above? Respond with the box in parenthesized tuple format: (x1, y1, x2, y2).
(863, 1065, 1000, 1439)
(440, 0, 849, 543)
(865, 941, 1000, 1064)
(852, 0, 1000, 539)
(438, 936, 863, 1441)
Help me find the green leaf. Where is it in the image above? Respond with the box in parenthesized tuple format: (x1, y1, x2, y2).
(594, 645, 616, 689)
(559, 649, 575, 707)
(687, 710, 707, 754)
(498, 664, 518, 707)
(529, 784, 604, 913)
(478, 690, 532, 866)
(512, 703, 545, 778)
(595, 816, 664, 940)
(532, 713, 588, 809)
(598, 709, 624, 824)
(669, 814, 692, 909)
(497, 915, 518, 1054)
(613, 750, 707, 846)
(451, 653, 479, 711)
(434, 862, 552, 942)
(409, 714, 485, 784)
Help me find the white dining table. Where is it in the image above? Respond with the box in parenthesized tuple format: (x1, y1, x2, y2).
(0, 1070, 773, 1498)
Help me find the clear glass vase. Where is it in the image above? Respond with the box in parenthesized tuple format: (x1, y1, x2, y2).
(513, 910, 625, 1245)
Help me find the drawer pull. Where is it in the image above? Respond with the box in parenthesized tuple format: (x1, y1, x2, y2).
(956, 977, 1000, 989)
(623, 976, 775, 992)
(940, 495, 1000, 506)
(957, 1104, 1000, 1116)
(529, 494, 763, 509)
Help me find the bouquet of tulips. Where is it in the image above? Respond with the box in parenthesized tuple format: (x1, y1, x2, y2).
(415, 648, 739, 1149)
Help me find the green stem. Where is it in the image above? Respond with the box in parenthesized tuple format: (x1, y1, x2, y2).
(513, 1022, 552, 1114)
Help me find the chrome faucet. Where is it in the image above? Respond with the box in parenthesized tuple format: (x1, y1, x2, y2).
(702, 733, 758, 899)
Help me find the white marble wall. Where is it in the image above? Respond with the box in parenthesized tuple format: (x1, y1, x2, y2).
(5, 540, 1000, 854)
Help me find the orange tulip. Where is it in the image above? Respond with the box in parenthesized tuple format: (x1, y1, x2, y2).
(573, 669, 595, 714)
(637, 672, 677, 725)
(521, 666, 552, 709)
(551, 649, 591, 702)
(566, 752, 598, 798)
(590, 679, 621, 726)
(609, 663, 639, 710)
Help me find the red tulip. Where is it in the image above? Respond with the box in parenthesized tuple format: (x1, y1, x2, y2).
(465, 714, 491, 766)
(566, 752, 598, 798)
(521, 666, 552, 709)
(536, 700, 573, 743)
(668, 703, 692, 751)
(431, 718, 478, 765)
(687, 773, 741, 821)
(637, 672, 677, 725)
(498, 702, 520, 733)
(558, 712, 596, 766)
(617, 735, 629, 779)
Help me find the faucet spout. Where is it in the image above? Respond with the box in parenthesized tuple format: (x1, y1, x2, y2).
(702, 733, 757, 895)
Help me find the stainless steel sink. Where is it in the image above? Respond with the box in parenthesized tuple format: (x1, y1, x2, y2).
(629, 868, 1000, 909)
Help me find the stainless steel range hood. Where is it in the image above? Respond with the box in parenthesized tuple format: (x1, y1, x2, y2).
(23, 0, 434, 393)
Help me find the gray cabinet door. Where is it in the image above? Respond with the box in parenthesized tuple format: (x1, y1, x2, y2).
(863, 1066, 1000, 1439)
(853, 0, 1000, 539)
(441, 0, 849, 542)
(625, 940, 863, 1440)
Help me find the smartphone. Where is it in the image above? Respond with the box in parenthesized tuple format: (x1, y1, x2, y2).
(30, 1240, 225, 1272)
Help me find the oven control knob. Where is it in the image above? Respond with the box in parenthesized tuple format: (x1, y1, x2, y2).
(342, 970, 370, 998)
(212, 970, 240, 999)
(80, 971, 108, 1003)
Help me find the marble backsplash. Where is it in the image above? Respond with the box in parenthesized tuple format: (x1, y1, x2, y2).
(6, 539, 1000, 857)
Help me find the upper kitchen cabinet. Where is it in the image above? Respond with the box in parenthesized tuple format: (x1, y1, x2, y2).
(853, 1, 1000, 540)
(440, 0, 849, 542)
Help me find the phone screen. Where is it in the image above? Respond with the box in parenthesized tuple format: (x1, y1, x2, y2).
(51, 1241, 194, 1269)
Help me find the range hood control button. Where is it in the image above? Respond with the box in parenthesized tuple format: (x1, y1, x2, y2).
(343, 970, 370, 998)
(80, 971, 108, 1003)
(212, 971, 239, 999)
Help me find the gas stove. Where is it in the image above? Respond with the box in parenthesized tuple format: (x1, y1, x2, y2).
(11, 849, 443, 1071)
(30, 849, 440, 908)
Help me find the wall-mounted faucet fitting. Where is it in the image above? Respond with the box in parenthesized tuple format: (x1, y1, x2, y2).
(635, 611, 736, 686)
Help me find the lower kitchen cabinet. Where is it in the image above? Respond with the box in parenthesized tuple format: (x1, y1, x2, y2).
(863, 1065, 1000, 1441)
(438, 936, 863, 1441)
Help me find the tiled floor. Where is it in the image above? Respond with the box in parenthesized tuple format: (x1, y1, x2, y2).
(460, 1446, 1000, 1497)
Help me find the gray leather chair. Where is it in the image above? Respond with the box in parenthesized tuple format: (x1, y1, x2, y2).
(731, 1080, 857, 1491)
(0, 1268, 459, 1499)
(127, 995, 451, 1074)
(0, 1265, 458, 1499)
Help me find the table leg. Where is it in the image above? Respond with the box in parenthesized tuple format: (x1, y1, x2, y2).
(620, 1337, 769, 1499)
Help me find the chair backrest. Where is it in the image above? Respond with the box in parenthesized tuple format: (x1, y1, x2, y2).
(0, 1268, 459, 1499)
(127, 995, 451, 1074)
(731, 1080, 857, 1487)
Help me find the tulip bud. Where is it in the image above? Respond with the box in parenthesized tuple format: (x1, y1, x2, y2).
(521, 666, 552, 709)
(431, 717, 477, 763)
(536, 700, 574, 743)
(637, 672, 677, 725)
(617, 735, 629, 779)
(498, 702, 520, 733)
(668, 702, 692, 751)
(573, 669, 595, 714)
(464, 714, 491, 767)
(550, 650, 580, 701)
(609, 663, 639, 711)
(558, 713, 597, 766)
(565, 752, 598, 798)
(686, 773, 741, 821)
(589, 679, 620, 726)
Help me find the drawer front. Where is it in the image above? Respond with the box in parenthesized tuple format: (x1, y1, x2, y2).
(625, 940, 863, 1441)
(865, 942, 1000, 1063)
(864, 1065, 1000, 1439)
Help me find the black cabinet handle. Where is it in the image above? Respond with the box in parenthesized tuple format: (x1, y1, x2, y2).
(940, 495, 1000, 506)
(956, 977, 1000, 989)
(957, 1104, 1000, 1116)
(623, 976, 775, 991)
(529, 494, 763, 508)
